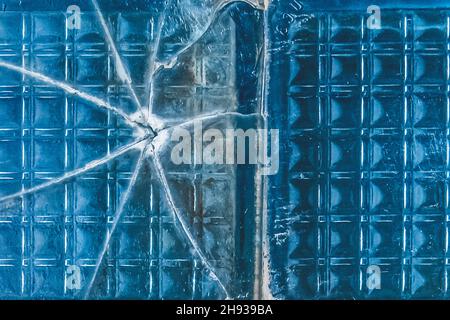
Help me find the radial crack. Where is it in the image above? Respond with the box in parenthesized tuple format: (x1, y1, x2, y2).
(91, 0, 147, 121)
(0, 135, 150, 204)
(84, 143, 150, 299)
(161, 111, 262, 131)
(145, 8, 166, 117)
(0, 61, 145, 130)
(154, 0, 265, 69)
(79, 0, 263, 299)
(149, 151, 231, 299)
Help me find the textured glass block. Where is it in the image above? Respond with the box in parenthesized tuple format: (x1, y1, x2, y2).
(2, 0, 450, 301)
(0, 0, 265, 300)
(267, 0, 450, 300)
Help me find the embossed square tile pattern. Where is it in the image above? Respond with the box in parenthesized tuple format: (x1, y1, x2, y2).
(0, 0, 264, 299)
(2, 0, 450, 300)
(268, 0, 450, 299)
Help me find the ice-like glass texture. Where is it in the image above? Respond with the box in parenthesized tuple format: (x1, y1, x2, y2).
(267, 0, 450, 299)
(2, 0, 450, 300)
(0, 0, 265, 299)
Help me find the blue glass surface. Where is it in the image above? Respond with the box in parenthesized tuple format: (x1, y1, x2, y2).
(0, 0, 264, 299)
(267, 0, 450, 299)
(0, 0, 450, 300)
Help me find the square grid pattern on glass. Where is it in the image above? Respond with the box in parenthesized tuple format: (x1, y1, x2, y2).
(0, 9, 238, 299)
(271, 9, 450, 299)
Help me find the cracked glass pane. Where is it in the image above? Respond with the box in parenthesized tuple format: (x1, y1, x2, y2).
(3, 0, 450, 302)
(267, 0, 450, 300)
(0, 0, 265, 299)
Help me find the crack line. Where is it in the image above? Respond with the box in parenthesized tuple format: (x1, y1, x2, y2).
(0, 135, 150, 204)
(84, 142, 150, 299)
(156, 0, 265, 67)
(91, 0, 146, 120)
(154, 111, 262, 154)
(0, 61, 144, 130)
(145, 8, 166, 117)
(81, 0, 263, 299)
(162, 111, 261, 130)
(149, 151, 231, 299)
